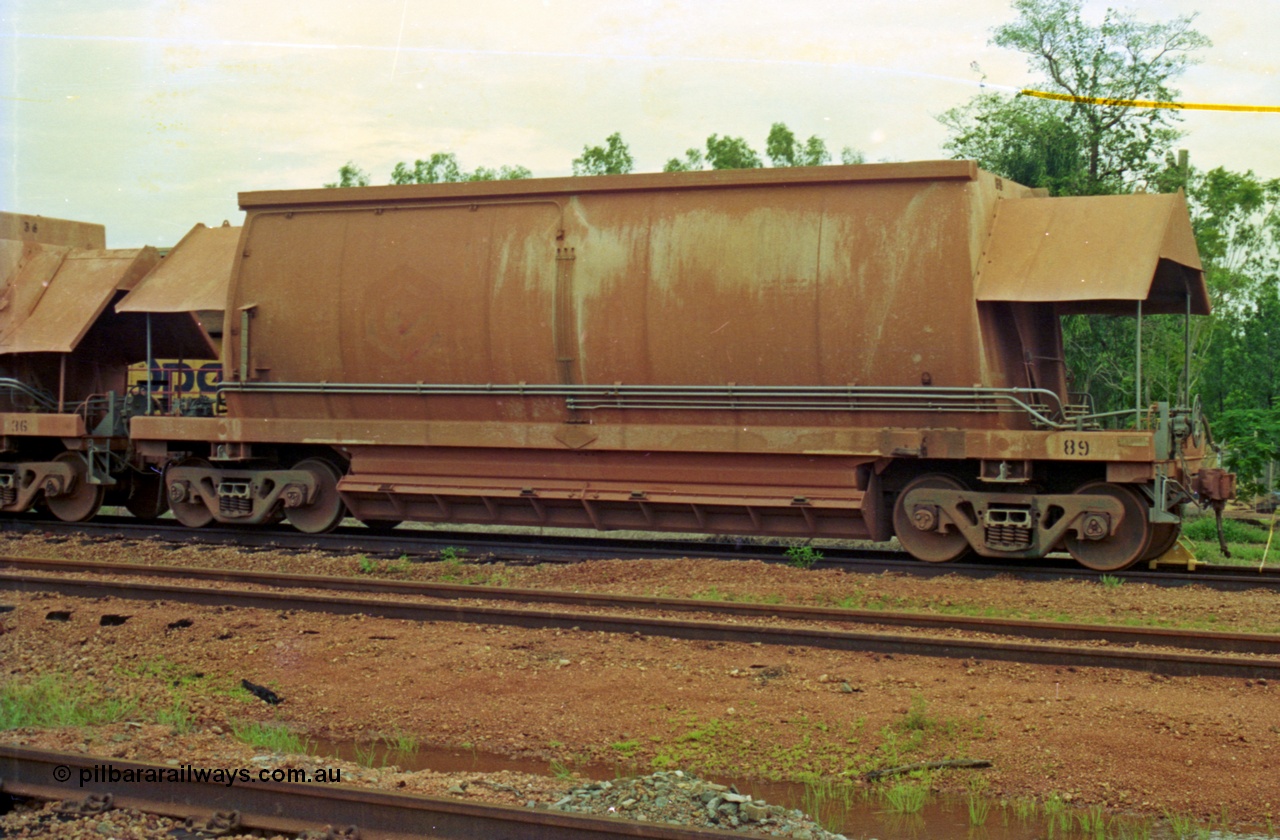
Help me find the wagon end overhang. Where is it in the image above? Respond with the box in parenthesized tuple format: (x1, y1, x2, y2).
(975, 191, 1209, 316)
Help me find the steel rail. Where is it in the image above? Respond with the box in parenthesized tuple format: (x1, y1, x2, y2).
(2, 568, 1277, 679)
(3, 514, 1280, 592)
(0, 746, 726, 840)
(1, 555, 1276, 657)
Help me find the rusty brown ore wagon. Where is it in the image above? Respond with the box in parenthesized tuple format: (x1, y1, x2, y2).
(0, 212, 219, 522)
(2, 161, 1233, 571)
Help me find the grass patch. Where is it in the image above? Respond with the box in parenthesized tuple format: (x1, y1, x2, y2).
(801, 779, 861, 833)
(231, 720, 315, 755)
(880, 781, 928, 814)
(435, 547, 513, 586)
(609, 739, 640, 756)
(1, 674, 137, 729)
(357, 554, 414, 575)
(1183, 516, 1269, 543)
(785, 545, 824, 569)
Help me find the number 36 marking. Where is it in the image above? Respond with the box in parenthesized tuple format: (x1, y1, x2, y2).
(1063, 439, 1090, 457)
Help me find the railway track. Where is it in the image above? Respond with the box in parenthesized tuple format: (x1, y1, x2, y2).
(3, 556, 1277, 679)
(0, 745, 729, 840)
(4, 514, 1280, 592)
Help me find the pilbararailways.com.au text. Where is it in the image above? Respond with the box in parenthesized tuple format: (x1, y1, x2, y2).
(71, 764, 342, 787)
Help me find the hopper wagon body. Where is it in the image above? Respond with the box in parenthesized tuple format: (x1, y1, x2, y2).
(34, 161, 1231, 571)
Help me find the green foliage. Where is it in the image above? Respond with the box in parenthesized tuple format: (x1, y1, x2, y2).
(1182, 515, 1269, 544)
(1212, 407, 1280, 498)
(801, 779, 861, 833)
(572, 132, 634, 176)
(390, 152, 531, 184)
(880, 781, 928, 814)
(1098, 574, 1123, 590)
(989, 0, 1209, 191)
(549, 759, 574, 780)
(704, 134, 763, 170)
(609, 739, 640, 756)
(157, 697, 194, 734)
(966, 775, 991, 825)
(785, 545, 824, 569)
(939, 93, 1087, 195)
(324, 161, 371, 189)
(766, 123, 831, 167)
(1, 674, 137, 729)
(231, 721, 315, 755)
(353, 739, 384, 768)
(662, 148, 705, 173)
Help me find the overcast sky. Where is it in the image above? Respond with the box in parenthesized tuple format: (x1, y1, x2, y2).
(3, 1, 1277, 247)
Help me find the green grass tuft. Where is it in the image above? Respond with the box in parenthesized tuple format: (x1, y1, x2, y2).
(231, 720, 315, 755)
(1, 674, 137, 729)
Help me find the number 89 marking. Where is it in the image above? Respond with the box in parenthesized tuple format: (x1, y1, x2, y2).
(1063, 439, 1090, 457)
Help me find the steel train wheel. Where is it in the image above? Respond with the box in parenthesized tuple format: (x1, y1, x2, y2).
(45, 452, 104, 523)
(892, 474, 973, 563)
(168, 458, 215, 528)
(1140, 523, 1182, 562)
(284, 458, 346, 534)
(1063, 481, 1153, 572)
(125, 472, 169, 520)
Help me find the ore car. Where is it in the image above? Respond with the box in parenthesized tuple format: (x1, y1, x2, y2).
(81, 162, 1242, 569)
(0, 212, 220, 521)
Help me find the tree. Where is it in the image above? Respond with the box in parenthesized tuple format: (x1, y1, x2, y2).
(391, 153, 462, 185)
(765, 123, 831, 167)
(572, 132, 634, 176)
(469, 165, 533, 181)
(663, 148, 705, 173)
(840, 147, 866, 165)
(993, 0, 1209, 191)
(326, 155, 528, 188)
(324, 161, 371, 189)
(939, 94, 1086, 195)
(704, 134, 762, 170)
(941, 0, 1209, 195)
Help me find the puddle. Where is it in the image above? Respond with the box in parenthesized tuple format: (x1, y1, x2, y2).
(306, 738, 1276, 840)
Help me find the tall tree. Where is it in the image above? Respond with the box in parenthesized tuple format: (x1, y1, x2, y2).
(941, 0, 1209, 195)
(993, 0, 1210, 191)
(572, 132, 634, 176)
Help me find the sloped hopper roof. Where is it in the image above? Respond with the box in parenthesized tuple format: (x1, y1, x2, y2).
(975, 192, 1208, 316)
(0, 244, 160, 354)
(116, 222, 238, 313)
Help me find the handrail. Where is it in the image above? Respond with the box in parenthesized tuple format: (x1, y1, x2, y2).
(218, 380, 1088, 429)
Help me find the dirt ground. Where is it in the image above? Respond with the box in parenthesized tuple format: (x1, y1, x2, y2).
(1, 531, 1278, 831)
